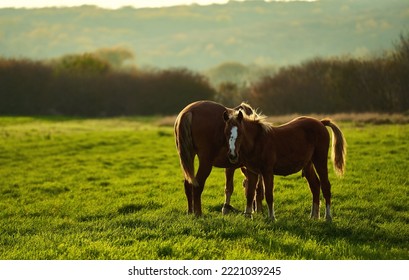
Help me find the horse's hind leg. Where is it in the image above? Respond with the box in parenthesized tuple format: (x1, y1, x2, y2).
(184, 180, 194, 214)
(303, 162, 321, 219)
(240, 168, 263, 213)
(314, 159, 332, 221)
(262, 171, 276, 221)
(222, 168, 237, 215)
(193, 158, 213, 216)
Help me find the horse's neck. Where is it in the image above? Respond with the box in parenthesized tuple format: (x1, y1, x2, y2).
(242, 120, 264, 154)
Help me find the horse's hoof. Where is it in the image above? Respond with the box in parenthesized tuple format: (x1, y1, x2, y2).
(243, 212, 253, 219)
(222, 204, 240, 215)
(325, 215, 333, 222)
(222, 204, 230, 215)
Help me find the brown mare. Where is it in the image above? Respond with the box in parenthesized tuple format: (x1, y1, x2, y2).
(223, 110, 346, 221)
(174, 100, 262, 216)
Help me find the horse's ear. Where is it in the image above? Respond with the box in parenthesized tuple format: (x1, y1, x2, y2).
(237, 110, 243, 122)
(223, 110, 230, 122)
(240, 102, 254, 116)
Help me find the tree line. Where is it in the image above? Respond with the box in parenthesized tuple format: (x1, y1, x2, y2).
(239, 33, 409, 115)
(0, 55, 215, 116)
(1, 33, 408, 117)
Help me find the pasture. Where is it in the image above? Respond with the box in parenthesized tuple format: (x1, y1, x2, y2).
(0, 116, 408, 259)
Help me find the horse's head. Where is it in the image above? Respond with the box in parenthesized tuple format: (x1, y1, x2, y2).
(223, 110, 244, 164)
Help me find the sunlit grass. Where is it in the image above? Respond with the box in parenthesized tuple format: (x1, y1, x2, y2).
(0, 117, 408, 259)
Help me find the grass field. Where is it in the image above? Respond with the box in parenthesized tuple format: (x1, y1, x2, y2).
(0, 116, 408, 260)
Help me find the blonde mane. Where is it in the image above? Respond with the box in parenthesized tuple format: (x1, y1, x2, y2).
(238, 108, 273, 133)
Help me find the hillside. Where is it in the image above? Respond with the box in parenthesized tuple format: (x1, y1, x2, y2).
(0, 0, 408, 70)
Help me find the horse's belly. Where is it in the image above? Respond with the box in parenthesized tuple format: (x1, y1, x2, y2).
(273, 162, 304, 176)
(272, 149, 313, 176)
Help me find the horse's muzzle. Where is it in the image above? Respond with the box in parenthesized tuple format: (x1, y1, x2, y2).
(228, 154, 239, 164)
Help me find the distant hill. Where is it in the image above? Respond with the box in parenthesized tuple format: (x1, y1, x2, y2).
(0, 0, 408, 70)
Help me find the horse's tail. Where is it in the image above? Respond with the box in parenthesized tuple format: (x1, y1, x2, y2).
(321, 119, 347, 177)
(174, 111, 197, 186)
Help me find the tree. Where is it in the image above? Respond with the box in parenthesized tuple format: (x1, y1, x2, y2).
(94, 47, 135, 69)
(53, 53, 111, 76)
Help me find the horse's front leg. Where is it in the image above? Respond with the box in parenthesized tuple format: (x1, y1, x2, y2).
(222, 167, 237, 215)
(254, 175, 264, 213)
(244, 170, 258, 218)
(262, 172, 276, 221)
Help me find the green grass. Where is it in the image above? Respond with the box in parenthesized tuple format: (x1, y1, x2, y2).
(0, 117, 408, 260)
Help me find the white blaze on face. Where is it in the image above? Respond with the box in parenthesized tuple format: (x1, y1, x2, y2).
(228, 126, 238, 156)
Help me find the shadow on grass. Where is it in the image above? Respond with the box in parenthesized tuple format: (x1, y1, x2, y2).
(117, 201, 163, 215)
(203, 201, 408, 259)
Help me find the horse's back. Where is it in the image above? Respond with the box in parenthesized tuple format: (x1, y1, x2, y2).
(279, 116, 323, 128)
(277, 117, 329, 141)
(182, 100, 227, 132)
(176, 101, 226, 135)
(176, 101, 230, 159)
(178, 100, 225, 115)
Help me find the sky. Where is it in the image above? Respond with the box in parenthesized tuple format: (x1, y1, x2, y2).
(0, 0, 310, 9)
(1, 0, 244, 9)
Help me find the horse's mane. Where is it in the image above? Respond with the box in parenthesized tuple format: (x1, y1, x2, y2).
(236, 104, 273, 134)
(234, 102, 257, 116)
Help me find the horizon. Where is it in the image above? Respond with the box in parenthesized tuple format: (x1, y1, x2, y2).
(0, 0, 314, 10)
